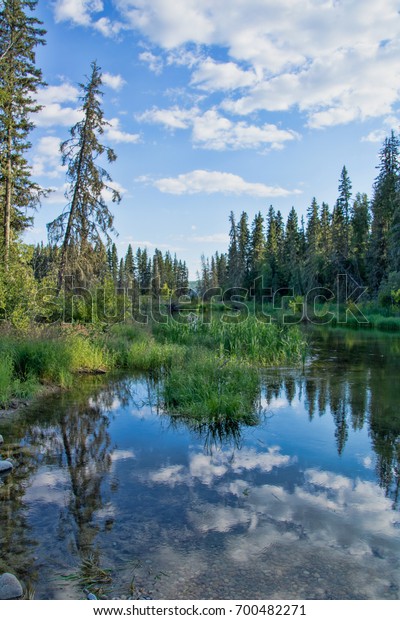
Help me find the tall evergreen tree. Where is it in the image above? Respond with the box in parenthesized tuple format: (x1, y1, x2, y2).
(350, 193, 370, 283)
(124, 243, 135, 287)
(332, 166, 352, 272)
(109, 242, 118, 284)
(47, 62, 121, 291)
(237, 211, 250, 287)
(248, 212, 265, 292)
(0, 0, 46, 267)
(368, 131, 400, 292)
(283, 207, 302, 292)
(320, 201, 333, 286)
(305, 197, 322, 289)
(227, 211, 240, 287)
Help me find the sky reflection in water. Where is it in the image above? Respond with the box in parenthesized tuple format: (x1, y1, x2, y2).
(0, 329, 399, 600)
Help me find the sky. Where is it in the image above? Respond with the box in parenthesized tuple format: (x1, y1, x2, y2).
(24, 0, 400, 276)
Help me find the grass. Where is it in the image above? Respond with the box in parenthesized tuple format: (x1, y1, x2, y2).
(153, 315, 307, 365)
(162, 350, 261, 423)
(0, 316, 307, 420)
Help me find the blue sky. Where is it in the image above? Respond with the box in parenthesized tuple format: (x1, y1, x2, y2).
(25, 0, 400, 276)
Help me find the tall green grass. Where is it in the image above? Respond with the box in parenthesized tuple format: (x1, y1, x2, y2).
(0, 317, 307, 420)
(153, 316, 307, 366)
(0, 332, 112, 406)
(162, 350, 261, 423)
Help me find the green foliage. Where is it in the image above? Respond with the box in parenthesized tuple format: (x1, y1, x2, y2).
(163, 352, 261, 423)
(0, 0, 47, 265)
(154, 316, 307, 366)
(47, 61, 121, 290)
(127, 340, 183, 373)
(0, 245, 38, 329)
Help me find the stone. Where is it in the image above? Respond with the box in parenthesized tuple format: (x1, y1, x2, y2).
(0, 461, 13, 474)
(0, 435, 3, 445)
(0, 573, 23, 600)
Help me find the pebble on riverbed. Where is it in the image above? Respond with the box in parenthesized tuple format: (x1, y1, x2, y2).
(0, 573, 23, 600)
(0, 460, 13, 474)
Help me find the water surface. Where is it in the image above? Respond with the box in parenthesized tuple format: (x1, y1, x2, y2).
(0, 328, 399, 600)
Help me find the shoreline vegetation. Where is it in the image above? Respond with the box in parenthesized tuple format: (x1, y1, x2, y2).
(1, 295, 399, 418)
(0, 312, 307, 418)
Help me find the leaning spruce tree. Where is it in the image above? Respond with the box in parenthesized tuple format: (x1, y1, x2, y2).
(0, 0, 46, 268)
(48, 61, 121, 291)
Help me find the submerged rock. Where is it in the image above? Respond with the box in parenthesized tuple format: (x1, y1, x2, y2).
(0, 573, 23, 600)
(0, 435, 3, 444)
(0, 460, 13, 474)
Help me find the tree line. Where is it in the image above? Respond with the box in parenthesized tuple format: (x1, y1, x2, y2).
(197, 134, 400, 306)
(1, 0, 400, 327)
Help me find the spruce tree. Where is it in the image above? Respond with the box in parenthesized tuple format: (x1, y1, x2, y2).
(332, 166, 352, 273)
(304, 197, 322, 288)
(237, 211, 250, 287)
(320, 202, 333, 287)
(368, 131, 400, 292)
(0, 0, 46, 267)
(350, 193, 370, 284)
(47, 62, 121, 291)
(283, 207, 302, 292)
(227, 211, 240, 287)
(124, 243, 135, 287)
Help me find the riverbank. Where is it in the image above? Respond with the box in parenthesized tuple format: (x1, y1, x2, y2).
(0, 319, 307, 421)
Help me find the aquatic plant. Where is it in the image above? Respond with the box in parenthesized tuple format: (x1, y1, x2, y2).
(162, 350, 261, 423)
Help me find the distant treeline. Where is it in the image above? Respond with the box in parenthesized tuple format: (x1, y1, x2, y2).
(197, 132, 400, 306)
(31, 242, 190, 295)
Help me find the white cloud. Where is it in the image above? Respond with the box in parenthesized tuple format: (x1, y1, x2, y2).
(139, 51, 164, 75)
(105, 117, 140, 143)
(54, 0, 124, 36)
(151, 170, 301, 198)
(93, 16, 126, 37)
(138, 106, 299, 150)
(36, 83, 82, 128)
(361, 129, 388, 144)
(102, 72, 126, 91)
(54, 0, 103, 26)
(191, 57, 257, 92)
(37, 83, 79, 105)
(116, 0, 214, 48)
(32, 136, 64, 178)
(191, 109, 299, 150)
(116, 0, 400, 129)
(36, 103, 83, 128)
(137, 106, 198, 130)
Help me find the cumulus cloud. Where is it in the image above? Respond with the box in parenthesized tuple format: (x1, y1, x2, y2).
(54, 0, 125, 36)
(138, 106, 299, 150)
(139, 51, 164, 75)
(104, 117, 140, 143)
(191, 57, 257, 92)
(32, 136, 64, 178)
(54, 0, 103, 26)
(36, 82, 82, 128)
(151, 170, 301, 198)
(115, 0, 400, 129)
(102, 72, 126, 91)
(137, 106, 198, 130)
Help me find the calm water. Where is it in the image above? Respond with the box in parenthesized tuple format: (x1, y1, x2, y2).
(1, 328, 400, 600)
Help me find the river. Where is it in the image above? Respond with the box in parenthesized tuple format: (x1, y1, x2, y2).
(0, 328, 399, 600)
